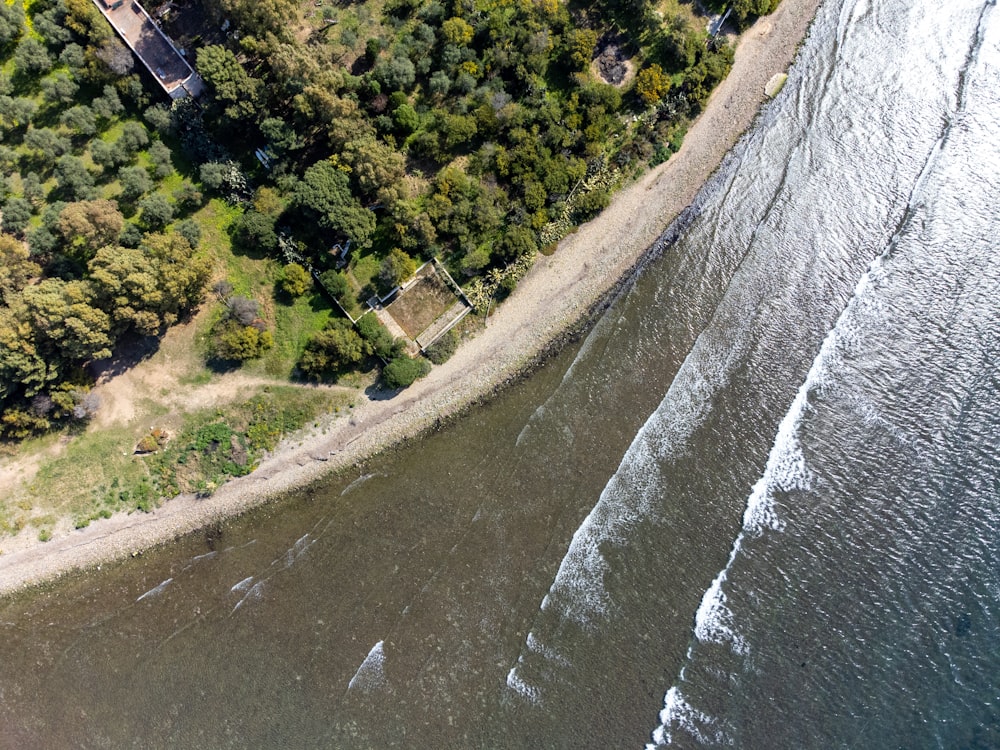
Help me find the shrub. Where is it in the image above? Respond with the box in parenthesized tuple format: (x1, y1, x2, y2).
(319, 269, 350, 300)
(232, 209, 278, 255)
(378, 247, 416, 290)
(136, 427, 168, 453)
(382, 355, 431, 388)
(281, 262, 311, 297)
(424, 328, 459, 364)
(636, 64, 671, 106)
(298, 319, 368, 378)
(226, 295, 259, 325)
(136, 435, 159, 453)
(1, 408, 50, 439)
(356, 312, 397, 359)
(172, 182, 203, 212)
(210, 319, 272, 361)
(138, 194, 174, 229)
(174, 219, 202, 248)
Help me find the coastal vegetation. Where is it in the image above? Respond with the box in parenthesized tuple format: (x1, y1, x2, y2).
(0, 0, 783, 534)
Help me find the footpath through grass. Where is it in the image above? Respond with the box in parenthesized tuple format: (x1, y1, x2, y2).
(0, 193, 355, 544)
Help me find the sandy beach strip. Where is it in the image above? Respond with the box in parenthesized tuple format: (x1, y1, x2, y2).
(0, 0, 823, 596)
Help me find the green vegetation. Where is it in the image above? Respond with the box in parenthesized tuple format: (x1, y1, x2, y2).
(4, 386, 350, 532)
(0, 0, 784, 527)
(425, 328, 459, 364)
(164, 0, 763, 386)
(0, 0, 210, 438)
(382, 355, 432, 389)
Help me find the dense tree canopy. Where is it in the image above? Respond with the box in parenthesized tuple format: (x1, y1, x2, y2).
(291, 161, 376, 248)
(0, 0, 221, 439)
(298, 319, 369, 378)
(0, 0, 780, 429)
(0, 3, 25, 48)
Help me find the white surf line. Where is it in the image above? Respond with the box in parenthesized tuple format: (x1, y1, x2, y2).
(647, 14, 985, 732)
(505, 310, 747, 704)
(230, 576, 254, 592)
(646, 250, 893, 747)
(136, 578, 173, 602)
(347, 640, 387, 692)
(229, 533, 316, 615)
(341, 473, 378, 496)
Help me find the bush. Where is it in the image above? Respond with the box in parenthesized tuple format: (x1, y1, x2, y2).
(424, 328, 459, 364)
(138, 194, 174, 229)
(210, 319, 272, 361)
(382, 355, 431, 388)
(136, 435, 159, 453)
(226, 295, 259, 325)
(319, 269, 350, 299)
(174, 219, 202, 248)
(636, 64, 671, 106)
(280, 262, 311, 297)
(298, 319, 368, 378)
(232, 209, 278, 255)
(356, 312, 397, 359)
(378, 247, 416, 290)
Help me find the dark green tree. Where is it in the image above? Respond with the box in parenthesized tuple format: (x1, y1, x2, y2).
(60, 104, 98, 137)
(91, 85, 124, 121)
(0, 2, 25, 48)
(40, 72, 79, 105)
(232, 210, 278, 255)
(0, 96, 38, 134)
(378, 247, 416, 290)
(318, 269, 350, 300)
(54, 155, 96, 200)
(116, 121, 150, 159)
(138, 194, 174, 230)
(382, 355, 430, 388)
(174, 219, 202, 248)
(196, 45, 260, 122)
(118, 166, 154, 203)
(24, 127, 72, 166)
(14, 38, 52, 77)
(148, 140, 174, 179)
(1, 198, 33, 237)
(292, 161, 376, 247)
(298, 319, 368, 378)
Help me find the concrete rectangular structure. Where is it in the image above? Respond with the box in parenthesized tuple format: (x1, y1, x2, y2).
(92, 0, 204, 99)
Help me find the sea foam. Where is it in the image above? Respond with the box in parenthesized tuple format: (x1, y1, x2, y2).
(136, 578, 173, 602)
(348, 640, 387, 692)
(646, 687, 729, 748)
(648, 232, 898, 744)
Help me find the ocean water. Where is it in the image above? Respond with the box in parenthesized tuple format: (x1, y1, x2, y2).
(1, 0, 998, 747)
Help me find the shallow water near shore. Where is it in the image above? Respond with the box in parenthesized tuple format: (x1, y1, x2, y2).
(3, 0, 1000, 746)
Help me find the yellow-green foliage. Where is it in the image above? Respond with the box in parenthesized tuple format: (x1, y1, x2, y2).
(636, 64, 672, 105)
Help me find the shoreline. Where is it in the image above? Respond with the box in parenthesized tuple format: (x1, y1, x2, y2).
(0, 0, 823, 596)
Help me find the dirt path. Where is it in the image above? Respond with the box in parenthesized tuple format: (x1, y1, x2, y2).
(0, 305, 351, 509)
(0, 0, 823, 595)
